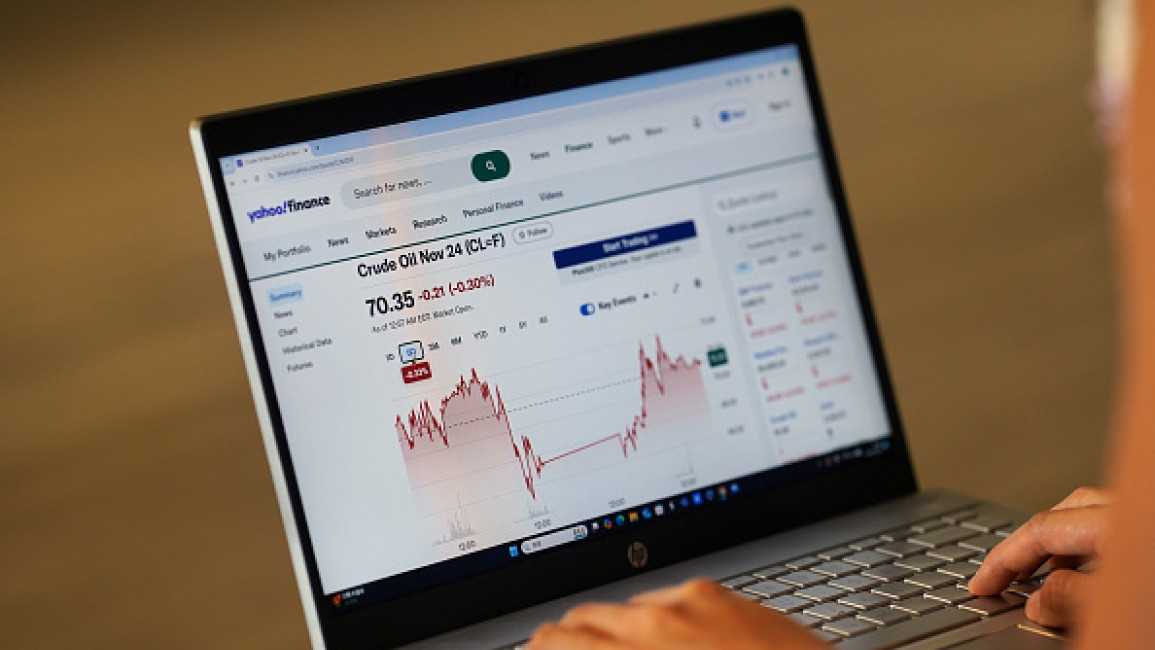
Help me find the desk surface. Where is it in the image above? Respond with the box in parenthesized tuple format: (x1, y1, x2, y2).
(0, 1, 1114, 647)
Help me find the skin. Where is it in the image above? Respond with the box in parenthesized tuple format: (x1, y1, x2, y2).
(968, 486, 1111, 629)
(526, 579, 827, 650)
(528, 487, 1112, 649)
(531, 4, 1155, 645)
(1076, 5, 1155, 648)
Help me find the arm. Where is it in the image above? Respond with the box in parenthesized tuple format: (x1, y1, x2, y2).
(972, 6, 1155, 642)
(1076, 2, 1155, 647)
(526, 579, 829, 650)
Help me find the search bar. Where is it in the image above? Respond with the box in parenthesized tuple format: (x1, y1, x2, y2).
(340, 157, 477, 209)
(712, 174, 815, 216)
(520, 525, 589, 555)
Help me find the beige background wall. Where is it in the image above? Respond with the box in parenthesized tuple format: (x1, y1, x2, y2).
(0, 1, 1115, 647)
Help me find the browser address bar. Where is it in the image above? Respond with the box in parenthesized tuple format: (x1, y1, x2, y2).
(272, 149, 509, 208)
(272, 154, 357, 180)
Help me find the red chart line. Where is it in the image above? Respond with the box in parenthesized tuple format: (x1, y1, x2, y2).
(394, 336, 702, 499)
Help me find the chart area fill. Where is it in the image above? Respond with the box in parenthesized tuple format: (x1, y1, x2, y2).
(394, 336, 712, 551)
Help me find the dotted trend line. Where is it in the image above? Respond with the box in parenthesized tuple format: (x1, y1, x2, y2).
(440, 376, 640, 430)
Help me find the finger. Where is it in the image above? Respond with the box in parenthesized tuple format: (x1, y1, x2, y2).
(1024, 569, 1091, 629)
(629, 578, 727, 606)
(969, 506, 1108, 595)
(1047, 554, 1086, 571)
(1051, 486, 1112, 511)
(971, 507, 1106, 593)
(526, 622, 624, 650)
(1006, 554, 1088, 587)
(628, 585, 688, 605)
(559, 603, 639, 633)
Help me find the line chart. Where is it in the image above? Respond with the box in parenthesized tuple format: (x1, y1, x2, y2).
(394, 336, 708, 503)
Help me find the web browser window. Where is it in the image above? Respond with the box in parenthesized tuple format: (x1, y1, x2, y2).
(219, 44, 891, 603)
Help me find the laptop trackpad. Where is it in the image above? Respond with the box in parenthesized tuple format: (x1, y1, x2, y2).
(945, 625, 1065, 649)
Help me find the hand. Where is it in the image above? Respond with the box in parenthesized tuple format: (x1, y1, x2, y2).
(969, 486, 1112, 629)
(526, 579, 830, 650)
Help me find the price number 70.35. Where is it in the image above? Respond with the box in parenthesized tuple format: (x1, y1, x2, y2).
(365, 290, 415, 317)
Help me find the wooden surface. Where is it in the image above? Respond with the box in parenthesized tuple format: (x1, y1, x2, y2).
(0, 1, 1115, 647)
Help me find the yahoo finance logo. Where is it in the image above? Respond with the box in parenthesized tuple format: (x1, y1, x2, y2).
(246, 195, 332, 223)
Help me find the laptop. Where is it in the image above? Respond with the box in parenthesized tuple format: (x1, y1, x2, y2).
(190, 9, 1063, 649)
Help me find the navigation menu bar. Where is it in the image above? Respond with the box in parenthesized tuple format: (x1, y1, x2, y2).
(240, 129, 817, 279)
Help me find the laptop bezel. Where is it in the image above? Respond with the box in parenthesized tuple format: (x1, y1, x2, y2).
(191, 8, 918, 648)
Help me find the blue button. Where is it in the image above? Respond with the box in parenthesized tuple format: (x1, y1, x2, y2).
(580, 303, 596, 316)
(552, 221, 697, 270)
(714, 101, 752, 129)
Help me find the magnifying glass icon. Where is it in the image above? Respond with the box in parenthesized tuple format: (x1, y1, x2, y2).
(471, 150, 510, 181)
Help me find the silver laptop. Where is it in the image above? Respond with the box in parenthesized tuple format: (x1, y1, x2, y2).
(191, 9, 1063, 649)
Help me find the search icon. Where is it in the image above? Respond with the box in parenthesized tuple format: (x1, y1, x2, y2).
(471, 150, 510, 182)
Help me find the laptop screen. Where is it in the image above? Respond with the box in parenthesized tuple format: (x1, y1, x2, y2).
(216, 42, 893, 611)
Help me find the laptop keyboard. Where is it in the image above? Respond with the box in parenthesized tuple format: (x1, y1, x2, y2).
(497, 507, 1046, 649)
(717, 507, 1045, 647)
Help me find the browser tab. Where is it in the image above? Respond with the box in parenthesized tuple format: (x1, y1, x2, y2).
(224, 144, 313, 176)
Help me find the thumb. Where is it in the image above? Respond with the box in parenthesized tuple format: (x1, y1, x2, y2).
(1025, 568, 1091, 629)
